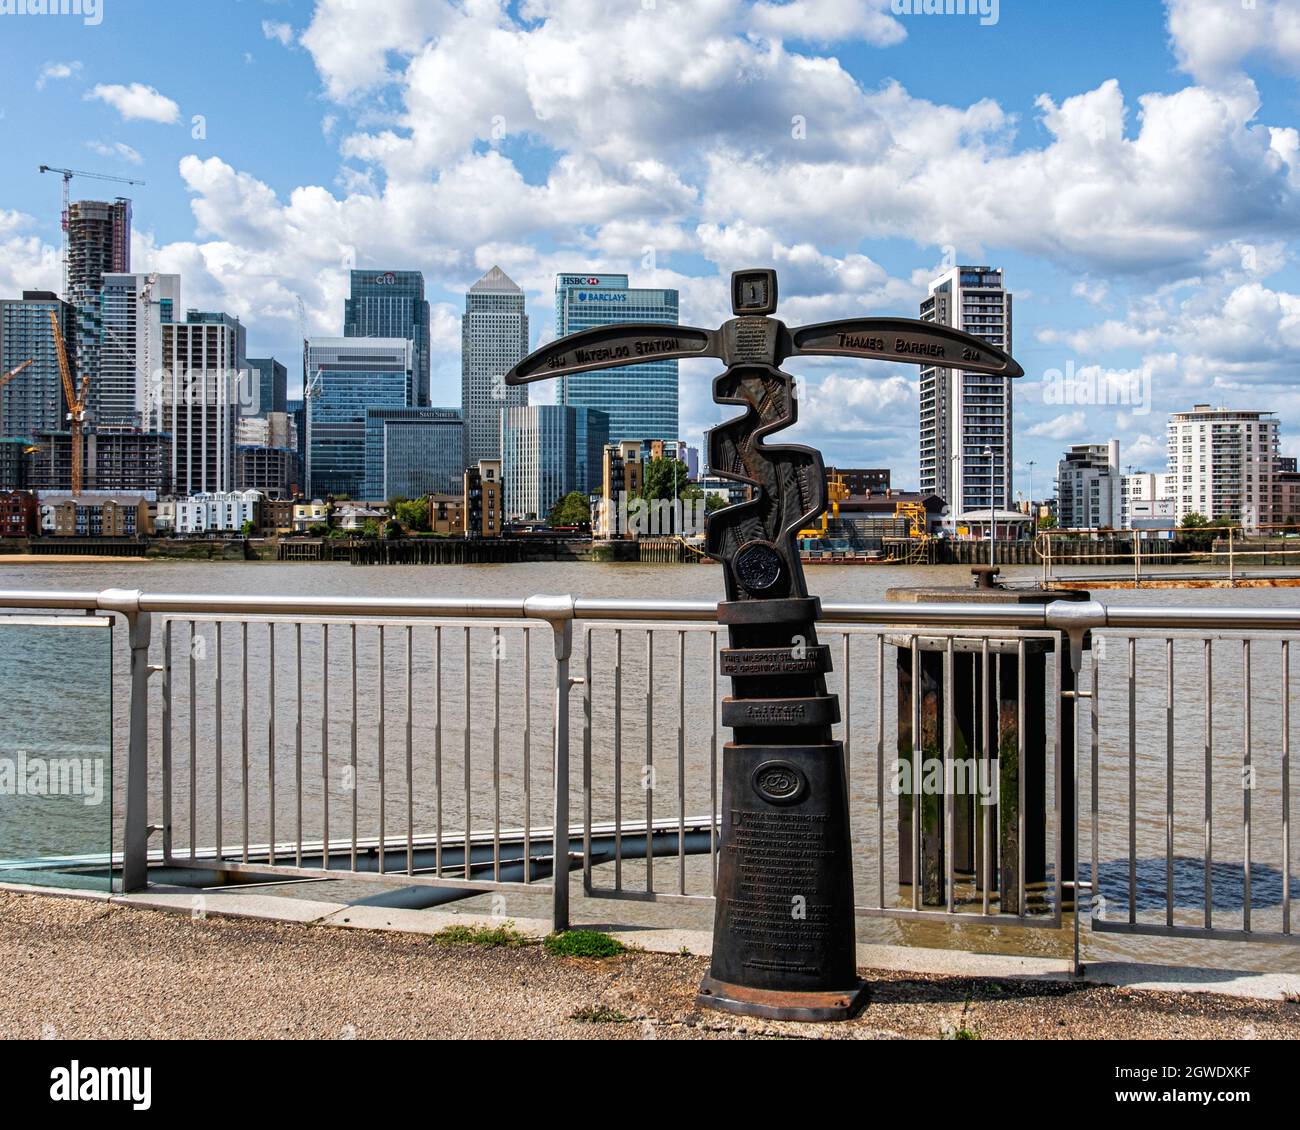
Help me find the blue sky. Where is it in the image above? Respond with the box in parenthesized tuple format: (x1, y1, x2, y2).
(2, 0, 1299, 492)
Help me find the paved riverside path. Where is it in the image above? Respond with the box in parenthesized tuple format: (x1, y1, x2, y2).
(2, 890, 1298, 1040)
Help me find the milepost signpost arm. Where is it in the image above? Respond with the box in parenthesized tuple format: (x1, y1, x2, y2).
(506, 268, 1023, 1022)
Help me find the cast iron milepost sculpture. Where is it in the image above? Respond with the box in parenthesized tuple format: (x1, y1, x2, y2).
(507, 269, 1022, 1021)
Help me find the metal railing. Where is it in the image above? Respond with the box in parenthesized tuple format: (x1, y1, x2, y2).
(0, 586, 1296, 965)
(1038, 524, 1300, 587)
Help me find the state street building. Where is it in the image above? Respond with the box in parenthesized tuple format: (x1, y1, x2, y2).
(554, 273, 679, 445)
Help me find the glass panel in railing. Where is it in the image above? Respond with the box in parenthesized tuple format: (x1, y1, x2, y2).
(0, 615, 113, 892)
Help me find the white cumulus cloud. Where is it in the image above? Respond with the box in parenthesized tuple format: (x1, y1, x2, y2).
(35, 60, 81, 90)
(86, 82, 181, 124)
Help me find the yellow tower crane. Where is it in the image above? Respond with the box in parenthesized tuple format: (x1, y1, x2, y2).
(0, 359, 34, 438)
(0, 358, 35, 395)
(48, 309, 90, 495)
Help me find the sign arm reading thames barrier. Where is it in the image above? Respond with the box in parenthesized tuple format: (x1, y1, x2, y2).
(506, 268, 1023, 1022)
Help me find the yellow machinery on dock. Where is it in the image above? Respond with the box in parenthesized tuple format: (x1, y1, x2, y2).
(798, 471, 848, 540)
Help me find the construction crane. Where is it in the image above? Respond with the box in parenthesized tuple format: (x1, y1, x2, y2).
(0, 359, 34, 393)
(48, 309, 90, 495)
(0, 360, 35, 446)
(798, 470, 848, 541)
(38, 165, 146, 298)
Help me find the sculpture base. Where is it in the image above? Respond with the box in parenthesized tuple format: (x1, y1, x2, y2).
(696, 976, 868, 1022)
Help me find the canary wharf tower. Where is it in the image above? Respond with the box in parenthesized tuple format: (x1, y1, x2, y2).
(554, 274, 679, 443)
(461, 266, 529, 465)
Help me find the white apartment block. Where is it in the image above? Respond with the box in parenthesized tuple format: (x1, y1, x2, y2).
(1056, 440, 1120, 529)
(1119, 470, 1173, 529)
(174, 490, 264, 534)
(161, 313, 249, 495)
(918, 266, 1014, 517)
(1167, 405, 1280, 530)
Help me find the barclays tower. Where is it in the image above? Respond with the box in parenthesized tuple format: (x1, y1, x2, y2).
(554, 274, 679, 444)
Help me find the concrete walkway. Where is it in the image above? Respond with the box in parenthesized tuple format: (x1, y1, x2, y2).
(2, 886, 1298, 1039)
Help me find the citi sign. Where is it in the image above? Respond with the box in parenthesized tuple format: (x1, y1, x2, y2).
(373, 273, 398, 285)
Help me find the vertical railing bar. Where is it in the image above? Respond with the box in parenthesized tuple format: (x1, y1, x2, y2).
(523, 628, 532, 883)
(1090, 641, 1099, 927)
(351, 621, 361, 868)
(1283, 638, 1291, 936)
(267, 623, 275, 866)
(944, 636, 955, 915)
(188, 620, 196, 859)
(911, 636, 921, 912)
(406, 625, 414, 877)
(492, 625, 501, 881)
(350, 622, 358, 872)
(321, 623, 329, 871)
(1128, 635, 1136, 925)
(614, 628, 623, 890)
(1204, 637, 1214, 930)
(378, 625, 386, 877)
(677, 629, 686, 896)
(981, 637, 991, 917)
(1243, 638, 1252, 932)
(1166, 637, 1174, 928)
(876, 633, 885, 910)
(241, 620, 249, 864)
(215, 620, 223, 861)
(161, 621, 173, 862)
(435, 625, 443, 878)
(710, 627, 719, 889)
(842, 632, 851, 779)
(645, 629, 655, 895)
(464, 626, 471, 882)
(1017, 637, 1026, 920)
(1053, 639, 1063, 927)
(582, 626, 593, 890)
(295, 621, 303, 868)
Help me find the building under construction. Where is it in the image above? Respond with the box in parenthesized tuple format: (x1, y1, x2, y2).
(24, 428, 171, 496)
(67, 198, 131, 300)
(67, 198, 131, 425)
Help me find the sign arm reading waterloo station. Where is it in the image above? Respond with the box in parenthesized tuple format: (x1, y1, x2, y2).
(507, 269, 1023, 1022)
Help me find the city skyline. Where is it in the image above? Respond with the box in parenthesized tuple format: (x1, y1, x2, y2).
(1, 1, 1299, 486)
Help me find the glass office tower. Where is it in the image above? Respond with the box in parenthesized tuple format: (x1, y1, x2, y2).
(344, 270, 430, 407)
(305, 338, 411, 497)
(554, 273, 678, 443)
(363, 406, 464, 500)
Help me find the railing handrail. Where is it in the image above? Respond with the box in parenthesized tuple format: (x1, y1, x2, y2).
(5, 587, 1300, 633)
